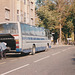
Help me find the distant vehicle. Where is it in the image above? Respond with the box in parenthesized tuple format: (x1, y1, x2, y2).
(0, 22, 51, 54)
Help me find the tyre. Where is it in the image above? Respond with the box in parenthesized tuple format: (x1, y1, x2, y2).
(21, 52, 25, 55)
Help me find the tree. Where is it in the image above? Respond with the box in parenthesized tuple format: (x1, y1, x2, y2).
(36, 0, 46, 8)
(36, 0, 74, 44)
(53, 0, 74, 44)
(36, 0, 60, 42)
(70, 0, 75, 42)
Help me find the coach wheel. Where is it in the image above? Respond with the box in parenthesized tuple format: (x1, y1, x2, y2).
(32, 44, 36, 55)
(21, 52, 25, 55)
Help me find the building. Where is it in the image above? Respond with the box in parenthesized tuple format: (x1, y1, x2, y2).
(0, 0, 35, 25)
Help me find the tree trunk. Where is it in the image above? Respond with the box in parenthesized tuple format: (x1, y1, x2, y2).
(59, 23, 62, 44)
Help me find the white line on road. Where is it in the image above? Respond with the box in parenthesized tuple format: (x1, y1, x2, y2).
(67, 48, 72, 50)
(34, 56, 50, 63)
(0, 64, 29, 75)
(0, 62, 6, 65)
(62, 48, 71, 52)
(62, 49, 67, 52)
(52, 52, 61, 56)
(10, 59, 18, 61)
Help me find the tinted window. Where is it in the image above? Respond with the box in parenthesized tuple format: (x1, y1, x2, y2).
(0, 23, 18, 34)
(20, 23, 45, 36)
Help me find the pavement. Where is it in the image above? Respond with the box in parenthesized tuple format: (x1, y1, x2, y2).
(51, 44, 73, 48)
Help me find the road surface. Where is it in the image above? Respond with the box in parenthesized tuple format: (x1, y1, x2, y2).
(0, 45, 75, 75)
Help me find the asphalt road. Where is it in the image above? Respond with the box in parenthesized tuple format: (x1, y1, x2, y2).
(0, 45, 75, 75)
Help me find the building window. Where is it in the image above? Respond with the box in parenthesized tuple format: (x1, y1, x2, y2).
(30, 1, 34, 10)
(24, 0, 26, 5)
(24, 17, 26, 23)
(31, 18, 33, 25)
(17, 15, 19, 21)
(5, 8, 10, 20)
(24, 12, 26, 22)
(17, 10, 19, 14)
(21, 11, 23, 22)
(31, 9, 33, 18)
(17, 10, 19, 21)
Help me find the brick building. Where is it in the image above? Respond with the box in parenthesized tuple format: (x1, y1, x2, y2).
(0, 0, 35, 25)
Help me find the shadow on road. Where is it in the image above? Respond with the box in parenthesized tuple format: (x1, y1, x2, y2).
(72, 58, 75, 65)
(6, 53, 29, 58)
(6, 51, 45, 58)
(72, 54, 75, 65)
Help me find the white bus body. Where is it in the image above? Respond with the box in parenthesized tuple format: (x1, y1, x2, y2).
(0, 22, 51, 54)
